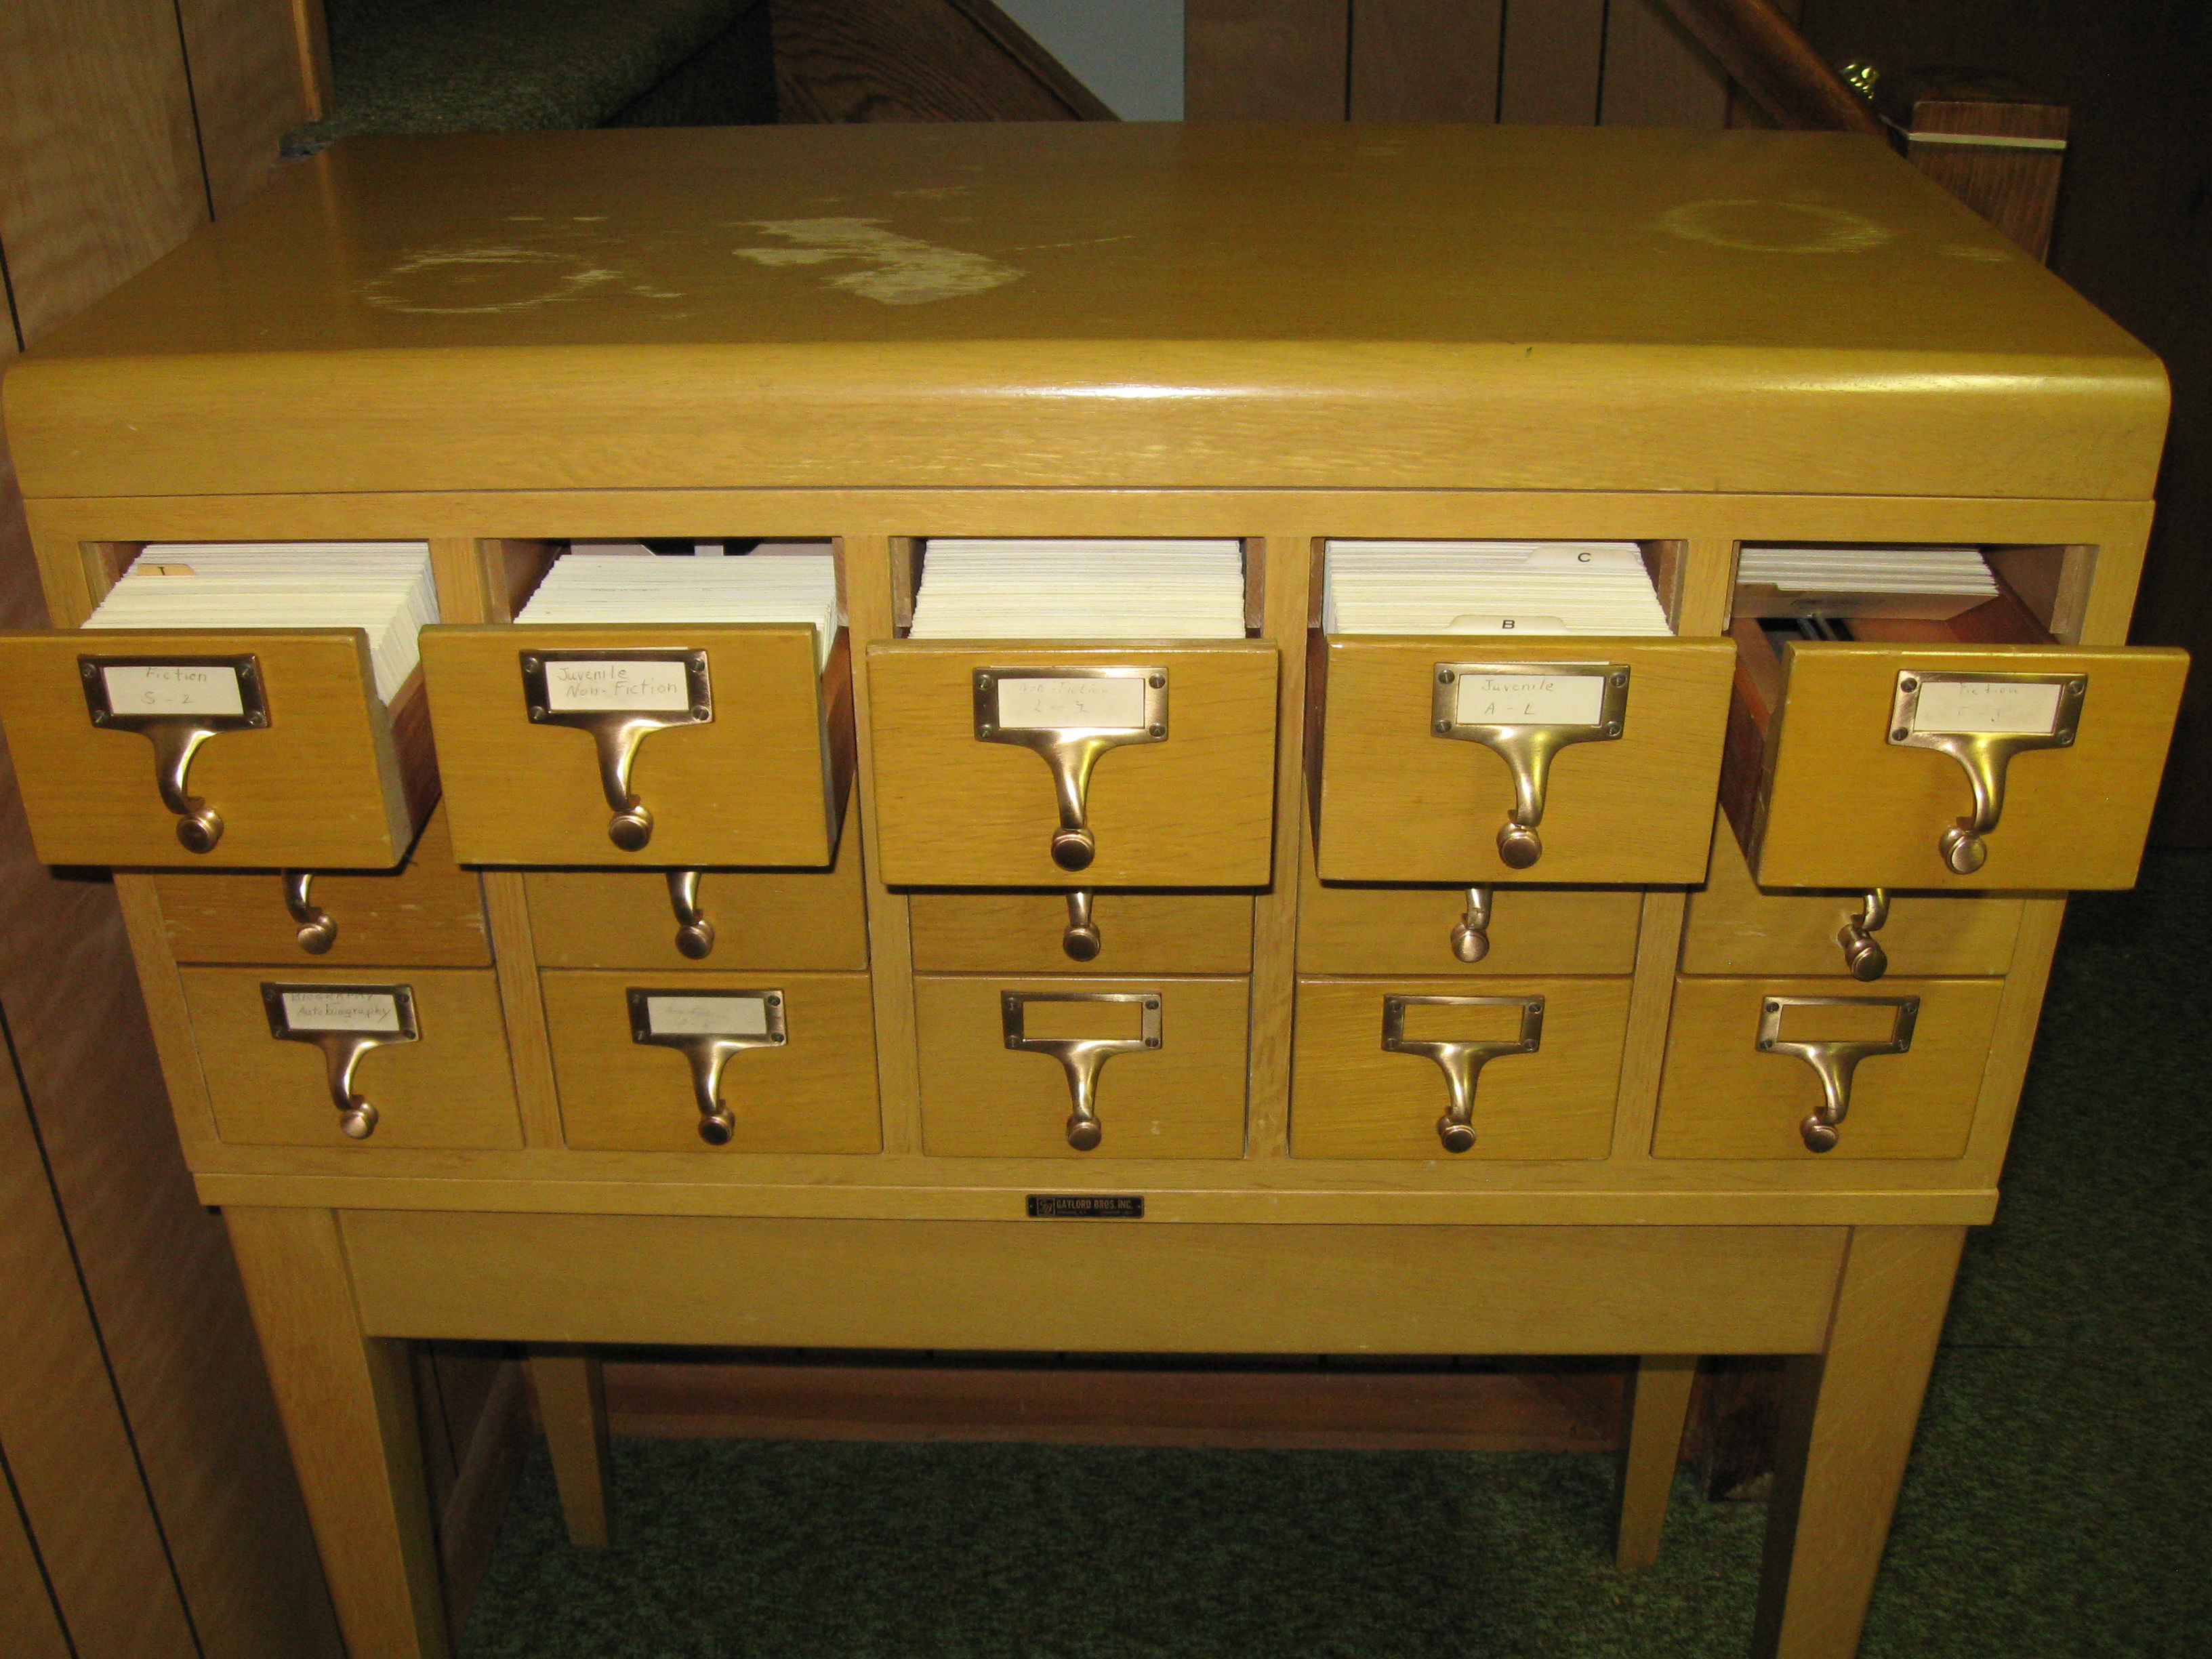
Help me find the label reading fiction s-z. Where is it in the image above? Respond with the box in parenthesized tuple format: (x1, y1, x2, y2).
(101, 663, 246, 717)
(1454, 672, 1607, 726)
(1911, 680, 2064, 737)
(997, 676, 1148, 731)
(279, 990, 403, 1033)
(543, 659, 693, 712)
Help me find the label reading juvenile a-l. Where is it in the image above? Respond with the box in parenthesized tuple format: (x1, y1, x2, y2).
(101, 663, 246, 717)
(646, 995, 769, 1038)
(1910, 679, 2064, 737)
(280, 990, 402, 1033)
(543, 658, 693, 712)
(997, 676, 1147, 731)
(1454, 672, 1607, 726)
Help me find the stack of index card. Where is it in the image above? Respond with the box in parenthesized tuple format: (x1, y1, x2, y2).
(1735, 546, 1999, 622)
(907, 539, 1248, 639)
(83, 542, 438, 703)
(516, 547, 841, 669)
(1323, 541, 1674, 636)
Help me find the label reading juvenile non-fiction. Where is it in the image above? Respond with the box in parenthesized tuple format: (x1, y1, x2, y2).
(100, 663, 246, 718)
(279, 990, 403, 1033)
(996, 676, 1148, 731)
(1909, 678, 2065, 737)
(543, 657, 693, 713)
(645, 994, 770, 1038)
(1454, 672, 1607, 726)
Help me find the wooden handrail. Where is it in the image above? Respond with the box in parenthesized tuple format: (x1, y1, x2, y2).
(1657, 0, 1882, 133)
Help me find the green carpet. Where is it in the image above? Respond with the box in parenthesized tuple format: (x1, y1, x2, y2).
(461, 855, 2211, 1657)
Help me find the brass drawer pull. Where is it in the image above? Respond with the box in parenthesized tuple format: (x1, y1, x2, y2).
(1002, 989, 1161, 1151)
(665, 869, 716, 960)
(628, 987, 785, 1145)
(1757, 994, 1919, 1151)
(262, 981, 419, 1139)
(1432, 663, 1629, 869)
(521, 649, 713, 852)
(1835, 889, 1889, 980)
(1450, 884, 1494, 963)
(975, 668, 1168, 872)
(283, 870, 338, 954)
(1061, 889, 1103, 961)
(1889, 671, 2085, 874)
(81, 652, 268, 853)
(1381, 993, 1543, 1153)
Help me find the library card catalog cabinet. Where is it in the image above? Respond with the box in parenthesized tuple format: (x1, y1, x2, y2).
(0, 124, 2186, 1658)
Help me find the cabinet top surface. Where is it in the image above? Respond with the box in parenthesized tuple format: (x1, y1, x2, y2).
(4, 123, 2168, 501)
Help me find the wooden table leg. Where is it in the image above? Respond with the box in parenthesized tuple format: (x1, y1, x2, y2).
(226, 1207, 451, 1659)
(530, 1346, 613, 1547)
(1750, 1225, 1965, 1659)
(1614, 1353, 1698, 1568)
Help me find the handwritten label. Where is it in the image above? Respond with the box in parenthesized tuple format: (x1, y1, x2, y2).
(996, 676, 1148, 731)
(645, 995, 770, 1038)
(1911, 680, 2063, 737)
(1455, 672, 1607, 726)
(279, 990, 403, 1033)
(100, 663, 245, 717)
(543, 658, 692, 712)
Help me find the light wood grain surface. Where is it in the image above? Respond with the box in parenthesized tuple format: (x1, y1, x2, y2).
(1317, 636, 1736, 884)
(542, 969, 881, 1154)
(1291, 976, 1633, 1160)
(1654, 976, 2005, 1161)
(915, 974, 1250, 1159)
(422, 623, 847, 868)
(1614, 1353, 1698, 1570)
(908, 888, 1253, 974)
(869, 642, 1279, 887)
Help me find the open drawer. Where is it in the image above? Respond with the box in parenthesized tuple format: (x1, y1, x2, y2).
(0, 628, 435, 868)
(1313, 636, 1735, 884)
(419, 623, 853, 867)
(1724, 629, 2187, 890)
(867, 642, 1278, 888)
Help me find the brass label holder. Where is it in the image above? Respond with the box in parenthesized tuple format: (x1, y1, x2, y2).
(81, 652, 267, 853)
(975, 667, 1168, 872)
(521, 649, 713, 851)
(1431, 662, 1628, 869)
(1888, 670, 2085, 874)
(1001, 989, 1162, 1151)
(1380, 992, 1544, 1153)
(628, 987, 786, 1146)
(1757, 994, 1919, 1152)
(262, 981, 418, 1140)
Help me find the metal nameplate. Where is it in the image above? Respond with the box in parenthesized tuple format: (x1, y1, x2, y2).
(1027, 1194, 1145, 1219)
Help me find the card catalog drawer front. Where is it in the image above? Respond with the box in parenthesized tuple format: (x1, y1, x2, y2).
(909, 890, 1252, 975)
(1683, 819, 2022, 979)
(182, 966, 519, 1149)
(544, 970, 880, 1153)
(1654, 976, 2005, 1160)
(420, 623, 851, 868)
(915, 975, 1249, 1158)
(525, 797, 868, 972)
(1746, 643, 2187, 890)
(1291, 977, 1629, 1160)
(0, 629, 429, 868)
(1315, 637, 1735, 885)
(158, 803, 489, 966)
(867, 644, 1278, 887)
(1297, 842, 1640, 977)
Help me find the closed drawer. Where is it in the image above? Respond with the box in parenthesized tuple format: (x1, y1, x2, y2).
(0, 628, 434, 868)
(1683, 818, 2022, 979)
(1654, 975, 2005, 1160)
(542, 970, 880, 1153)
(525, 793, 868, 972)
(1315, 636, 1734, 884)
(1291, 977, 1629, 1160)
(419, 623, 852, 867)
(867, 643, 1278, 887)
(915, 975, 1248, 1158)
(157, 802, 488, 966)
(908, 889, 1252, 975)
(1726, 636, 2187, 890)
(1297, 840, 1641, 977)
(181, 966, 519, 1148)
